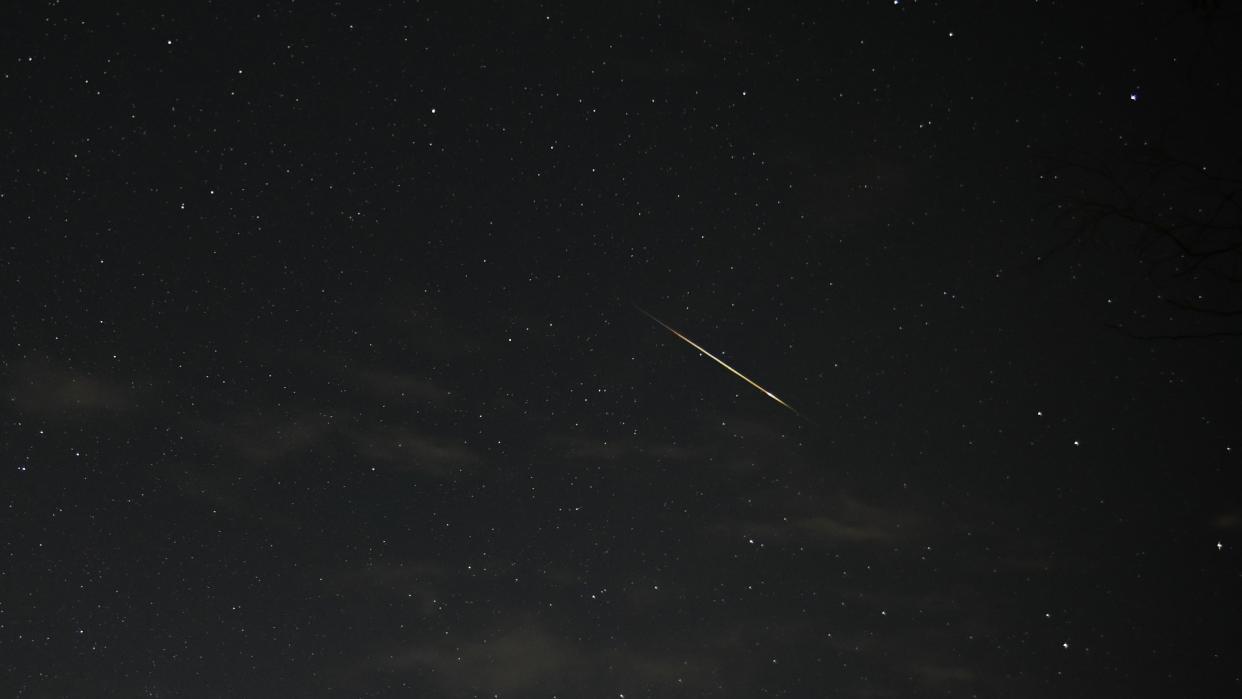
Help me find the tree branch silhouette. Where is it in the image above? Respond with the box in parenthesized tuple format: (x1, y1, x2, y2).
(1043, 1, 1242, 339)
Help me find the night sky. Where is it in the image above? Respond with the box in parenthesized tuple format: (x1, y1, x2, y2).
(4, 2, 1241, 697)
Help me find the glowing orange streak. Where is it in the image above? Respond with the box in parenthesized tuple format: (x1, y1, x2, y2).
(636, 306, 803, 418)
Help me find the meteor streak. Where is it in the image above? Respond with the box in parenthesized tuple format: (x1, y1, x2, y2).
(636, 305, 806, 420)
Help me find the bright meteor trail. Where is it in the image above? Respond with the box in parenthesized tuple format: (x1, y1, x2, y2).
(636, 306, 806, 420)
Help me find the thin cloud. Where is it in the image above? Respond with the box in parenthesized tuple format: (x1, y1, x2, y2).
(373, 618, 717, 694)
(8, 359, 134, 415)
(350, 424, 481, 477)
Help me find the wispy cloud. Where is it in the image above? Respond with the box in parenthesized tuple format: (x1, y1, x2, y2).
(7, 358, 135, 415)
(349, 424, 480, 477)
(351, 367, 449, 401)
(553, 410, 810, 474)
(372, 617, 716, 694)
(200, 411, 334, 465)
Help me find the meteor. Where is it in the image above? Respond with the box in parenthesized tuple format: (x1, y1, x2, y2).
(636, 305, 807, 421)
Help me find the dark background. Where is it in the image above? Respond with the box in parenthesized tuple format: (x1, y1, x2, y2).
(3, 2, 1239, 697)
